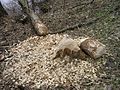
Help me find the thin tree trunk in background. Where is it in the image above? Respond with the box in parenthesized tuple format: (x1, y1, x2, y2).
(0, 2, 8, 17)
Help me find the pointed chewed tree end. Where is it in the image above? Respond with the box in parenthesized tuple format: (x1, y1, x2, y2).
(33, 20, 49, 36)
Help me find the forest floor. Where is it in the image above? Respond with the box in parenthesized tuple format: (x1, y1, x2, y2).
(0, 0, 120, 90)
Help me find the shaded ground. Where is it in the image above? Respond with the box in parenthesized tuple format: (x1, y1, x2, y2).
(0, 0, 120, 90)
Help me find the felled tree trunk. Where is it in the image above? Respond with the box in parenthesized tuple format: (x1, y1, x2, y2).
(28, 10, 48, 35)
(18, 0, 48, 36)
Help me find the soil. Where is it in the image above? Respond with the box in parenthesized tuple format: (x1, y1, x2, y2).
(0, 0, 120, 90)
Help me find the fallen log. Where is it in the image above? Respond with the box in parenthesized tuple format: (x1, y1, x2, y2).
(18, 0, 48, 36)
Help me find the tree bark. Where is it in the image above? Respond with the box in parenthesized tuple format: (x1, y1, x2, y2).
(18, 0, 48, 36)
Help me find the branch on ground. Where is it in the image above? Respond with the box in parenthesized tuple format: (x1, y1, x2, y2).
(50, 17, 99, 34)
(18, 0, 49, 36)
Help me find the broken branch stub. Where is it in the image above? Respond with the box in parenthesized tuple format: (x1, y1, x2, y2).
(53, 37, 86, 59)
(80, 38, 106, 59)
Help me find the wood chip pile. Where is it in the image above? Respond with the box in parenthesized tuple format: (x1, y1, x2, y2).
(3, 34, 105, 89)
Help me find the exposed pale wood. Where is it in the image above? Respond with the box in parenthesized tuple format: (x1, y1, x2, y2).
(53, 37, 86, 59)
(18, 0, 49, 36)
(80, 38, 106, 59)
(49, 17, 99, 34)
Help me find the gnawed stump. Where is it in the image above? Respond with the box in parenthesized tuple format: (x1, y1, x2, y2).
(53, 37, 86, 59)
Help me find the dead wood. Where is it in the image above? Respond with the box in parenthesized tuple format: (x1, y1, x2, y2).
(18, 0, 49, 36)
(18, 0, 98, 36)
(80, 38, 106, 59)
(49, 17, 99, 34)
(53, 37, 86, 60)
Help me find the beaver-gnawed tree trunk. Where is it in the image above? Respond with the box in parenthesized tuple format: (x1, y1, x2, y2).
(0, 2, 8, 17)
(18, 0, 48, 36)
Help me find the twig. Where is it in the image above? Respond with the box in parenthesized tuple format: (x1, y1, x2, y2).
(68, 0, 94, 10)
(81, 0, 94, 5)
(49, 17, 99, 34)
